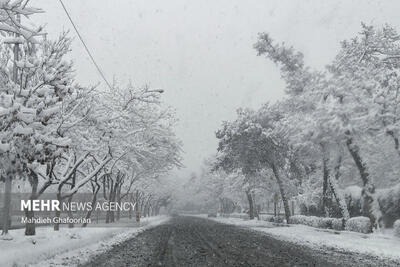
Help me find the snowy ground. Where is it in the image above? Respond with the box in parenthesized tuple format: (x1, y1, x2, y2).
(0, 216, 169, 267)
(209, 216, 400, 262)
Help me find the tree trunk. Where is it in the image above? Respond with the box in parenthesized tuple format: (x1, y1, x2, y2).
(128, 193, 133, 219)
(143, 201, 149, 217)
(219, 198, 224, 215)
(105, 210, 110, 223)
(67, 195, 74, 228)
(322, 155, 329, 215)
(109, 180, 119, 223)
(135, 200, 140, 222)
(109, 188, 116, 223)
(109, 209, 115, 222)
(82, 183, 100, 227)
(24, 194, 36, 236)
(330, 153, 349, 225)
(105, 179, 114, 224)
(140, 198, 145, 217)
(116, 186, 121, 221)
(67, 172, 76, 228)
(147, 204, 151, 217)
(346, 134, 377, 226)
(54, 193, 62, 231)
(25, 171, 39, 236)
(328, 175, 350, 221)
(334, 155, 342, 181)
(24, 209, 35, 235)
(245, 190, 255, 220)
(154, 204, 160, 216)
(252, 192, 259, 219)
(387, 130, 400, 158)
(2, 175, 12, 235)
(271, 164, 291, 223)
(135, 191, 141, 222)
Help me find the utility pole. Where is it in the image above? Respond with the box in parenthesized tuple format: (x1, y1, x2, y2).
(1, 14, 21, 237)
(12, 36, 20, 83)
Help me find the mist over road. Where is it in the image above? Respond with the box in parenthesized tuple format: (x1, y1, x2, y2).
(81, 216, 395, 267)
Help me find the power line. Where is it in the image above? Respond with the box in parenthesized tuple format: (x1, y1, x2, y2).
(58, 0, 113, 91)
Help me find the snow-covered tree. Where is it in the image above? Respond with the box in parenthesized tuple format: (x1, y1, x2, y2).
(254, 23, 400, 227)
(0, 0, 46, 236)
(215, 108, 294, 222)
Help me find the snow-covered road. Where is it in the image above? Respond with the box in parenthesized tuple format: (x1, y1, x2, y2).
(82, 216, 400, 266)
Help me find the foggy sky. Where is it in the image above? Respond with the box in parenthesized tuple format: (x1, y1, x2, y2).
(33, 0, 400, 179)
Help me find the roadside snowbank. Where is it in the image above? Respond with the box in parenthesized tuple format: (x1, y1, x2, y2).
(211, 217, 400, 261)
(0, 216, 169, 267)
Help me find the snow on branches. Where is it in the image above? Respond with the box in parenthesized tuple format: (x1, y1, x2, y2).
(202, 23, 400, 230)
(0, 1, 182, 236)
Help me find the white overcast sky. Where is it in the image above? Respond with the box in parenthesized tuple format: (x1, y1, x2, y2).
(33, 0, 400, 179)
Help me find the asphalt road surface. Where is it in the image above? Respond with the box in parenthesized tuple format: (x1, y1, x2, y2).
(82, 216, 399, 267)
